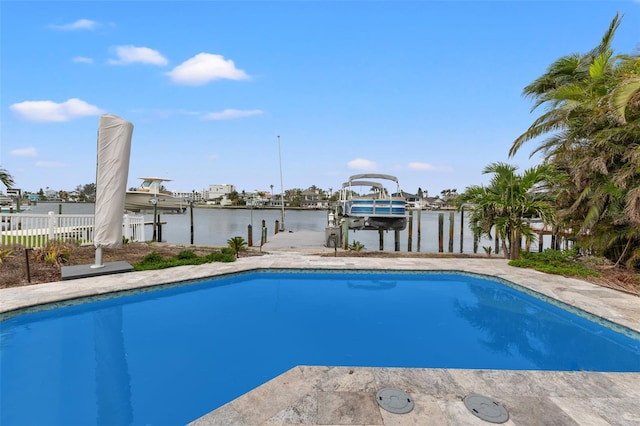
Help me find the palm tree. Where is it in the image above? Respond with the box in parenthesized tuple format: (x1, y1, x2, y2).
(0, 166, 15, 189)
(508, 14, 640, 267)
(227, 236, 248, 258)
(458, 162, 557, 260)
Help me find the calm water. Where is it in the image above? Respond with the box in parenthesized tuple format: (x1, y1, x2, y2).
(1, 270, 638, 425)
(28, 202, 549, 253)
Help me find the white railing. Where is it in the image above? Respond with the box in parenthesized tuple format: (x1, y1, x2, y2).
(0, 212, 145, 248)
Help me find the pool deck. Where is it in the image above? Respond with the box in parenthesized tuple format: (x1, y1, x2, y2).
(1, 231, 639, 425)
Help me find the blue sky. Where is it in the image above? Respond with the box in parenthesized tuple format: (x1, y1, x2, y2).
(2, 1, 639, 198)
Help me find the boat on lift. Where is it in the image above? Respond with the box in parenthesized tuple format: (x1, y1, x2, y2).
(337, 173, 407, 230)
(125, 177, 188, 213)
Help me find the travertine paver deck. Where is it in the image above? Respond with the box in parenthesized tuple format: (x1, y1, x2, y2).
(1, 231, 639, 425)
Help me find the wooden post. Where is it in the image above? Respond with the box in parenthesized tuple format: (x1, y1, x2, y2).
(417, 209, 422, 252)
(378, 228, 384, 251)
(152, 202, 158, 242)
(341, 219, 349, 249)
(25, 248, 31, 283)
(448, 211, 454, 253)
(438, 213, 444, 253)
(190, 202, 194, 244)
(394, 229, 400, 251)
(275, 220, 279, 234)
(262, 220, 266, 244)
(247, 224, 253, 246)
(459, 207, 464, 253)
(407, 211, 413, 252)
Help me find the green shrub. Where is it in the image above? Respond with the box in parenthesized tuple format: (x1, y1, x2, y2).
(509, 249, 600, 277)
(206, 251, 236, 263)
(141, 251, 164, 263)
(176, 250, 198, 260)
(220, 247, 234, 256)
(132, 248, 236, 271)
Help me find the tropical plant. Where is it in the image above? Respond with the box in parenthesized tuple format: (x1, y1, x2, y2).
(457, 162, 557, 260)
(0, 248, 14, 264)
(32, 241, 73, 266)
(349, 241, 365, 251)
(0, 166, 15, 189)
(509, 13, 640, 268)
(227, 236, 248, 258)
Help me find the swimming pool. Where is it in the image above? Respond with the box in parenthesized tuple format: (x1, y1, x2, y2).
(1, 270, 639, 425)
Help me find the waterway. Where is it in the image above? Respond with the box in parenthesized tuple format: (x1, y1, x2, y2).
(26, 202, 551, 253)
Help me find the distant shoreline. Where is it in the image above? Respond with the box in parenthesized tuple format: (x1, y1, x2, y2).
(29, 201, 456, 212)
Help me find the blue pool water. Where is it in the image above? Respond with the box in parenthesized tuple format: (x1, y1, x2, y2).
(1, 270, 639, 425)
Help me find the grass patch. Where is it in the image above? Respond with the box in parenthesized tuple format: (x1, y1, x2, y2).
(509, 249, 601, 278)
(132, 248, 236, 271)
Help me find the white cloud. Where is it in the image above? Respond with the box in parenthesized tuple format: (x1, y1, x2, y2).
(347, 158, 377, 171)
(73, 56, 94, 64)
(408, 162, 435, 171)
(49, 19, 100, 31)
(166, 53, 250, 85)
(10, 147, 38, 157)
(36, 161, 65, 168)
(203, 109, 264, 120)
(10, 98, 104, 122)
(108, 45, 168, 66)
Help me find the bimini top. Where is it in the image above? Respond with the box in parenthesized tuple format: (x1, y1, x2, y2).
(137, 177, 172, 182)
(342, 180, 386, 190)
(346, 174, 399, 184)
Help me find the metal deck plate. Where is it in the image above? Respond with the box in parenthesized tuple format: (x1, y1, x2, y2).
(464, 394, 509, 423)
(376, 388, 414, 414)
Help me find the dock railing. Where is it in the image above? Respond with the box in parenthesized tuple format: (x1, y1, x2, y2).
(0, 212, 145, 248)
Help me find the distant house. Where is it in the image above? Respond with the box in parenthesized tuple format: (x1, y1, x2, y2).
(172, 191, 200, 202)
(205, 184, 236, 205)
(68, 190, 81, 202)
(300, 187, 327, 209)
(424, 197, 446, 210)
(403, 192, 423, 209)
(270, 193, 288, 208)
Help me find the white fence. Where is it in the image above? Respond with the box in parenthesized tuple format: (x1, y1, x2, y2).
(0, 212, 145, 248)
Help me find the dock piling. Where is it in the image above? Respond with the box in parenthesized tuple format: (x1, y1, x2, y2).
(448, 211, 454, 253)
(438, 213, 444, 252)
(407, 212, 413, 252)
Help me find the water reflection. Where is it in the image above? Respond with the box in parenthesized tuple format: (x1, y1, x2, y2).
(93, 307, 133, 425)
(347, 280, 397, 291)
(454, 282, 640, 371)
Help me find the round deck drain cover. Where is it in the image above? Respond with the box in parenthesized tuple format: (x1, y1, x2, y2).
(464, 394, 509, 423)
(376, 388, 414, 414)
